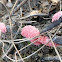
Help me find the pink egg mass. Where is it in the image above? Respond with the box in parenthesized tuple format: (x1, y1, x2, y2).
(52, 11, 62, 22)
(21, 25, 40, 38)
(38, 36, 58, 47)
(21, 25, 42, 45)
(0, 22, 7, 33)
(21, 25, 58, 47)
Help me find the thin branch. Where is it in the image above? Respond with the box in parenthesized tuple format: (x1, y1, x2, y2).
(48, 33, 62, 62)
(9, 0, 19, 15)
(16, 13, 48, 20)
(2, 44, 13, 58)
(60, 0, 61, 11)
(15, 53, 17, 62)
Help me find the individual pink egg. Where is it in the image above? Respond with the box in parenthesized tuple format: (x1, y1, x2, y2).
(52, 11, 62, 22)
